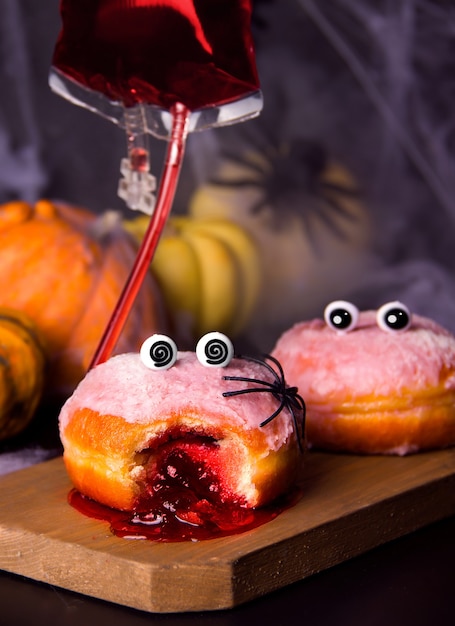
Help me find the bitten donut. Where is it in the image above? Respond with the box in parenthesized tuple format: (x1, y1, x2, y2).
(58, 333, 305, 533)
(272, 301, 455, 455)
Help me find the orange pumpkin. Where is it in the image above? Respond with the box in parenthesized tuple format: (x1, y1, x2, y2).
(0, 307, 46, 441)
(0, 200, 167, 400)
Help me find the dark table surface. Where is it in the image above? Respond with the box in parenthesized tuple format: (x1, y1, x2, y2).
(1, 513, 454, 626)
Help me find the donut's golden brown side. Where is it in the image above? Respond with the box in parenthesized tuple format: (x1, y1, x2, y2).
(59, 352, 304, 512)
(301, 393, 455, 455)
(272, 311, 455, 455)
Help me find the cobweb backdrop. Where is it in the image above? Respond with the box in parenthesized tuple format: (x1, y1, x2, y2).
(0, 0, 454, 347)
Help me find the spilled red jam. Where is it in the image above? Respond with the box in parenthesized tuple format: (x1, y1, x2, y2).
(69, 437, 299, 542)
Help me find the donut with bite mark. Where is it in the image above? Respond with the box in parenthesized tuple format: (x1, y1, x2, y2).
(58, 333, 305, 532)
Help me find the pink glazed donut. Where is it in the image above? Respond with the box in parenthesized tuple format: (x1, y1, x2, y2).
(272, 301, 455, 455)
(59, 334, 304, 514)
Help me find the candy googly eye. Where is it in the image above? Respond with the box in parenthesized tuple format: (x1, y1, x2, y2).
(376, 301, 411, 333)
(196, 332, 234, 368)
(324, 300, 359, 333)
(140, 334, 178, 370)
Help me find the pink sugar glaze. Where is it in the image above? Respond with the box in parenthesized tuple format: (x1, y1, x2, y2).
(272, 311, 455, 401)
(59, 352, 296, 451)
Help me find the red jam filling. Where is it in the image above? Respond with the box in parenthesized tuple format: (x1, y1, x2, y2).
(53, 0, 260, 110)
(69, 436, 298, 542)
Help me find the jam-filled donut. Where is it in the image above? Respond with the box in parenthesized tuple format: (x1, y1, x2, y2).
(272, 301, 455, 455)
(59, 333, 305, 539)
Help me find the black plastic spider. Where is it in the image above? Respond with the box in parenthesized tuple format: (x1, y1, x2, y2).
(222, 354, 306, 453)
(209, 125, 362, 253)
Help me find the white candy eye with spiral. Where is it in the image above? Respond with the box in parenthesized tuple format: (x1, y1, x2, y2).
(140, 334, 178, 370)
(324, 300, 359, 333)
(376, 301, 412, 333)
(196, 332, 234, 368)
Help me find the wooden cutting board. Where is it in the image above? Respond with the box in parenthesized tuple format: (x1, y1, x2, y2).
(1, 449, 454, 613)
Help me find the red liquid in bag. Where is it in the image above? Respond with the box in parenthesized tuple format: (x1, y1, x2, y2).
(53, 0, 260, 111)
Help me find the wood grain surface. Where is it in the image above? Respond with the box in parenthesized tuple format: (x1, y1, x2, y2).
(1, 448, 454, 613)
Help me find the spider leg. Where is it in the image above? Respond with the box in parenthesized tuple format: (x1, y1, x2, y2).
(295, 395, 307, 445)
(295, 393, 306, 439)
(208, 177, 262, 189)
(222, 386, 277, 398)
(288, 391, 306, 418)
(249, 196, 268, 215)
(217, 149, 256, 169)
(287, 402, 304, 453)
(315, 196, 355, 240)
(223, 375, 275, 389)
(264, 354, 286, 384)
(237, 354, 282, 386)
(220, 146, 271, 176)
(321, 180, 361, 199)
(259, 396, 286, 427)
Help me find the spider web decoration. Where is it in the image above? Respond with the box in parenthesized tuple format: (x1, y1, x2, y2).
(222, 354, 306, 452)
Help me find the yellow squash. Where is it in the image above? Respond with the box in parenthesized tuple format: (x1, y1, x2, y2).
(124, 215, 262, 344)
(0, 308, 46, 441)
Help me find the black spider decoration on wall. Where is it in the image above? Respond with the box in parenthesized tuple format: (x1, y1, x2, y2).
(222, 354, 306, 452)
(209, 129, 361, 244)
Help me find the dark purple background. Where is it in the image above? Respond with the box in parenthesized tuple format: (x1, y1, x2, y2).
(1, 0, 455, 340)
